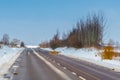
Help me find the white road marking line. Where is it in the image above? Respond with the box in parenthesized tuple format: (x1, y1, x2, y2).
(28, 52, 30, 55)
(79, 76, 86, 80)
(63, 67, 67, 70)
(12, 65, 19, 69)
(71, 72, 77, 75)
(58, 59, 100, 80)
(57, 63, 60, 66)
(32, 49, 72, 80)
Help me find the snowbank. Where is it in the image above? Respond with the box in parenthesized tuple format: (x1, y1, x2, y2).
(41, 48, 53, 51)
(54, 47, 120, 72)
(26, 45, 39, 48)
(0, 46, 23, 79)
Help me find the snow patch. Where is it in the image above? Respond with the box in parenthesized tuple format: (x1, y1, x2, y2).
(26, 45, 39, 48)
(41, 48, 53, 51)
(54, 47, 120, 72)
(0, 46, 23, 79)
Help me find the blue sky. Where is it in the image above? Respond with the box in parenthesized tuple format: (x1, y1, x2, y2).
(0, 0, 120, 45)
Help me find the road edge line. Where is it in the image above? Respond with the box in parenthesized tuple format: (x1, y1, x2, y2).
(32, 49, 72, 80)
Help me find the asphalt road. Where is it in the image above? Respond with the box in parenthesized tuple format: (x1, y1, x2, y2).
(10, 48, 120, 80)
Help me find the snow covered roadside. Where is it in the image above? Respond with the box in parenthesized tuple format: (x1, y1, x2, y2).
(42, 47, 120, 72)
(55, 47, 120, 72)
(26, 45, 39, 48)
(41, 48, 53, 51)
(0, 46, 24, 79)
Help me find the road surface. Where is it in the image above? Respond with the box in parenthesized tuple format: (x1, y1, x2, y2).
(9, 48, 120, 80)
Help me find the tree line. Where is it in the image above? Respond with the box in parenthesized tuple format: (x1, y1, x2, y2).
(40, 13, 105, 49)
(0, 34, 25, 47)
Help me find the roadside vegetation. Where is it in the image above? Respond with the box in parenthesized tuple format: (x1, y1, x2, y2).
(0, 34, 25, 48)
(40, 13, 105, 49)
(40, 13, 120, 60)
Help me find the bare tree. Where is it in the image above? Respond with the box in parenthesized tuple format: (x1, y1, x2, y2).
(47, 13, 105, 49)
(10, 39, 21, 47)
(50, 30, 61, 49)
(2, 34, 9, 45)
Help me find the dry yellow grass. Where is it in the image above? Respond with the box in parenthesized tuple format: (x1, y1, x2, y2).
(50, 51, 59, 55)
(102, 45, 115, 60)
